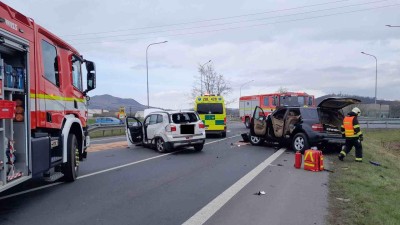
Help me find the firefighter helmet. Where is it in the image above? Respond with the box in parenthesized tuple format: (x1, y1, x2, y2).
(352, 107, 361, 116)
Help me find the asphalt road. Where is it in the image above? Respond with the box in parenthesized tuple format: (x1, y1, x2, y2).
(0, 121, 329, 225)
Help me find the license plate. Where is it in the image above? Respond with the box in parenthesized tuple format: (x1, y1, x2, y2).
(186, 136, 193, 139)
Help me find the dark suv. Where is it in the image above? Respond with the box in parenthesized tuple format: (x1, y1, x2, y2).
(249, 98, 361, 152)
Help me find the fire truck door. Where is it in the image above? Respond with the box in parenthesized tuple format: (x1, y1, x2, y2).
(39, 38, 65, 127)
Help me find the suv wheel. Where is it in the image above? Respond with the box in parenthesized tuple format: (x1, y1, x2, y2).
(292, 133, 309, 153)
(249, 135, 264, 146)
(245, 117, 250, 128)
(156, 137, 169, 153)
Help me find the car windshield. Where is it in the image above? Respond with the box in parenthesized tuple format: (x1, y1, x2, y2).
(196, 103, 223, 114)
(171, 112, 199, 123)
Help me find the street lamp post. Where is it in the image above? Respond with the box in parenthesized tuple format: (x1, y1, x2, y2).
(361, 51, 378, 105)
(146, 41, 168, 108)
(386, 25, 400, 27)
(200, 60, 211, 95)
(240, 80, 254, 97)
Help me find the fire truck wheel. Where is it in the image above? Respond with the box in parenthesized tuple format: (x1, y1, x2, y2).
(64, 133, 79, 182)
(156, 137, 169, 153)
(292, 133, 309, 153)
(245, 117, 250, 128)
(249, 135, 264, 146)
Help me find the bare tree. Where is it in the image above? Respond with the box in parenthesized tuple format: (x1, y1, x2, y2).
(191, 63, 231, 99)
(277, 87, 288, 93)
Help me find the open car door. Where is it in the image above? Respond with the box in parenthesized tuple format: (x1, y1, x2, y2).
(125, 117, 143, 146)
(251, 106, 267, 136)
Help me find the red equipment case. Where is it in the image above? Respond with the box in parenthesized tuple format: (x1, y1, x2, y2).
(303, 149, 324, 172)
(0, 100, 16, 119)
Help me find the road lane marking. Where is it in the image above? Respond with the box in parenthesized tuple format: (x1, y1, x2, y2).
(205, 134, 241, 145)
(0, 182, 63, 200)
(182, 148, 286, 225)
(0, 134, 244, 200)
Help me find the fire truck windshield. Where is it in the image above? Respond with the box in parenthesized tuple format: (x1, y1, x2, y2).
(279, 95, 307, 106)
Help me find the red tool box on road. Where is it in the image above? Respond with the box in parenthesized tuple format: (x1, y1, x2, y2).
(304, 149, 324, 172)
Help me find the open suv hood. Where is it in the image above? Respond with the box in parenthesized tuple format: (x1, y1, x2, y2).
(318, 97, 361, 110)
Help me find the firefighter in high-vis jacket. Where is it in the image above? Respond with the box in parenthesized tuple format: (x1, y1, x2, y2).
(338, 107, 363, 162)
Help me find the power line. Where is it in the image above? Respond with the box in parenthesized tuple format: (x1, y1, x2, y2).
(72, 4, 400, 45)
(61, 0, 353, 37)
(66, 0, 390, 42)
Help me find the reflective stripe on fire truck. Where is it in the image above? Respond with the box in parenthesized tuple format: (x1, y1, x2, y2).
(30, 94, 87, 111)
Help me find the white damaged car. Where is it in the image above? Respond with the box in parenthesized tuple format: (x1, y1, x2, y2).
(126, 110, 206, 153)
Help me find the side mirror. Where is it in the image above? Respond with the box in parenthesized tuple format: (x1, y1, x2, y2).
(84, 60, 96, 95)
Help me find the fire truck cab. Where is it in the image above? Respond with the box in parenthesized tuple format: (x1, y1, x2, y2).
(0, 3, 96, 192)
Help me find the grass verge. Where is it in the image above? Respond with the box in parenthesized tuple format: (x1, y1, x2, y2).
(327, 129, 400, 225)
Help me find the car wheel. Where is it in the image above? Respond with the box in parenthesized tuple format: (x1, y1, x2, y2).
(63, 133, 79, 182)
(249, 135, 264, 146)
(194, 144, 204, 151)
(156, 137, 169, 153)
(245, 117, 250, 128)
(292, 133, 309, 153)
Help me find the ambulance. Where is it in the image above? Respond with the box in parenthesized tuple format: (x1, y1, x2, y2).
(194, 95, 226, 137)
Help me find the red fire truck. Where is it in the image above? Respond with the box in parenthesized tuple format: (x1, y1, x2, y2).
(239, 92, 315, 128)
(0, 3, 96, 192)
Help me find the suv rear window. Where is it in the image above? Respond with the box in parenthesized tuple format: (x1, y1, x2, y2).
(300, 108, 319, 120)
(172, 112, 199, 123)
(197, 103, 223, 114)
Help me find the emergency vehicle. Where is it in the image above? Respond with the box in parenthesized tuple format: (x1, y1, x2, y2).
(0, 3, 96, 192)
(239, 92, 315, 128)
(194, 95, 226, 137)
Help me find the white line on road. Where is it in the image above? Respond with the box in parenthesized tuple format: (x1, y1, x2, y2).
(182, 148, 286, 225)
(0, 182, 63, 200)
(0, 134, 243, 200)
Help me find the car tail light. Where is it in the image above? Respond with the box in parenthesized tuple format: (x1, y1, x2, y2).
(165, 124, 177, 132)
(224, 117, 226, 124)
(312, 123, 324, 132)
(199, 122, 205, 129)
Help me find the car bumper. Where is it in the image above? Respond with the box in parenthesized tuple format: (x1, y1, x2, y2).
(308, 133, 345, 145)
(166, 138, 206, 148)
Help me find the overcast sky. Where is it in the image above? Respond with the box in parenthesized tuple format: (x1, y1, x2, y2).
(3, 0, 400, 109)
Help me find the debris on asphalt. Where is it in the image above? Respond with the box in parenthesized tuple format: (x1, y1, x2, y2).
(241, 133, 250, 142)
(336, 198, 351, 202)
(254, 191, 266, 195)
(369, 161, 381, 166)
(277, 164, 283, 166)
(283, 159, 287, 162)
(323, 169, 334, 173)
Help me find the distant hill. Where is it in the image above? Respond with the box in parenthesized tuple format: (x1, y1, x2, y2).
(88, 94, 147, 112)
(315, 94, 400, 105)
